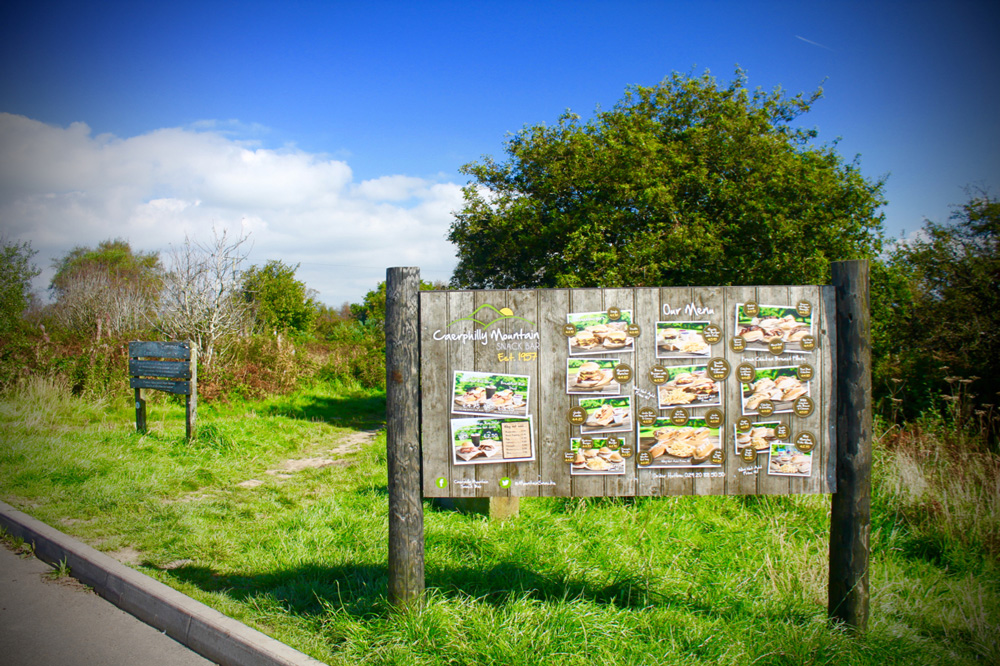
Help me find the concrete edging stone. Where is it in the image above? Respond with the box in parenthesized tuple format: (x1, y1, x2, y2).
(0, 500, 327, 666)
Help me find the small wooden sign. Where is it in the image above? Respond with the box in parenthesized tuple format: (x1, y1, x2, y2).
(129, 341, 197, 439)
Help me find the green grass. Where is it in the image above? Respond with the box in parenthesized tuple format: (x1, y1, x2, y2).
(1, 376, 998, 665)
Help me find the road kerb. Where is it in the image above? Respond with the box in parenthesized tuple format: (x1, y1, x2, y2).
(0, 500, 327, 666)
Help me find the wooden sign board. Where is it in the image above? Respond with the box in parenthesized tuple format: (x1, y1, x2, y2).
(128, 340, 197, 438)
(420, 286, 836, 498)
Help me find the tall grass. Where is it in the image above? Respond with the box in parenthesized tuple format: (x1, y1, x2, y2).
(1, 379, 998, 665)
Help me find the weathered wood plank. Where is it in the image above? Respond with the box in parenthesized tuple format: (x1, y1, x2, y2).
(822, 285, 838, 493)
(474, 289, 507, 498)
(188, 345, 197, 439)
(128, 341, 191, 359)
(691, 285, 726, 497)
(506, 288, 542, 497)
(448, 290, 479, 497)
(134, 388, 146, 433)
(420, 291, 449, 497)
(788, 285, 827, 495)
(129, 378, 191, 395)
(634, 287, 661, 498)
(539, 288, 572, 498)
(129, 360, 191, 379)
(569, 288, 605, 498)
(657, 286, 694, 497)
(756, 285, 792, 497)
(603, 287, 636, 498)
(729, 285, 759, 496)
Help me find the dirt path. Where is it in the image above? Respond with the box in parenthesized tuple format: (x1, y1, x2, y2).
(237, 428, 380, 487)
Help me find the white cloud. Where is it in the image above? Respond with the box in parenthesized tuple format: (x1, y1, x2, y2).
(0, 113, 462, 305)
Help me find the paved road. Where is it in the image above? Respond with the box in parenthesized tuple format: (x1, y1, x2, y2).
(0, 543, 214, 666)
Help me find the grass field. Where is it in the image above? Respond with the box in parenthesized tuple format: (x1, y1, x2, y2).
(1, 376, 997, 665)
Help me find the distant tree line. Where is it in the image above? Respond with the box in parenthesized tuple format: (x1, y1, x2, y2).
(0, 69, 996, 441)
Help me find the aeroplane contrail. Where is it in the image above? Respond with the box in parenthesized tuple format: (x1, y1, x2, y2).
(796, 35, 833, 51)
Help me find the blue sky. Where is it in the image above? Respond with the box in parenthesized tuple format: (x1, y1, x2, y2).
(2, 1, 997, 306)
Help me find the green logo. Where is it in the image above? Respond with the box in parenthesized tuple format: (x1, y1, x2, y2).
(448, 304, 535, 329)
(499, 477, 512, 488)
(435, 477, 448, 489)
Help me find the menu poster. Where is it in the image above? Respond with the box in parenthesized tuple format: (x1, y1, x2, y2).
(767, 442, 813, 477)
(568, 437, 626, 475)
(451, 416, 535, 465)
(578, 395, 632, 435)
(567, 357, 621, 396)
(452, 370, 530, 417)
(655, 321, 712, 359)
(734, 303, 814, 354)
(740, 366, 810, 416)
(637, 417, 723, 468)
(656, 365, 721, 409)
(567, 310, 635, 356)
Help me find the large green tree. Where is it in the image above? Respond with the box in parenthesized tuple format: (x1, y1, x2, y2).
(449, 70, 886, 289)
(50, 238, 161, 299)
(241, 260, 317, 335)
(49, 238, 162, 336)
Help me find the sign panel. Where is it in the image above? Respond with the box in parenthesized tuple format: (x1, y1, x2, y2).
(420, 286, 836, 498)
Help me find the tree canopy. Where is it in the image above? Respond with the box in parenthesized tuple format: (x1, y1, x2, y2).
(0, 237, 39, 340)
(50, 238, 161, 299)
(241, 260, 317, 335)
(881, 189, 1000, 432)
(48, 238, 162, 336)
(449, 70, 886, 289)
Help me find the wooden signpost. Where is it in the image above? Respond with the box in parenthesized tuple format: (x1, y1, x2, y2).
(128, 341, 198, 440)
(385, 261, 872, 631)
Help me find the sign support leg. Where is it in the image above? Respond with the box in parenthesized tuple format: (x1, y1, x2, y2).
(135, 387, 146, 434)
(828, 259, 872, 631)
(186, 344, 198, 440)
(386, 267, 425, 608)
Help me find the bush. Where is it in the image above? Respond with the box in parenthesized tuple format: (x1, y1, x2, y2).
(199, 334, 306, 401)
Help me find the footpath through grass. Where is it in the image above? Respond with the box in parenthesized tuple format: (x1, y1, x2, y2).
(1, 377, 997, 665)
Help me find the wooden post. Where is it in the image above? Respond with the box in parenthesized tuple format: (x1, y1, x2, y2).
(186, 343, 198, 440)
(386, 267, 424, 608)
(135, 387, 147, 434)
(828, 260, 872, 631)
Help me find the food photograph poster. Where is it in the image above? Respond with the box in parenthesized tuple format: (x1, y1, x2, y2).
(567, 310, 635, 355)
(450, 416, 535, 465)
(734, 303, 814, 354)
(733, 421, 787, 457)
(452, 370, 530, 417)
(655, 321, 713, 358)
(741, 366, 810, 416)
(637, 417, 723, 468)
(656, 365, 721, 409)
(579, 395, 633, 435)
(420, 284, 833, 498)
(767, 442, 813, 477)
(566, 358, 621, 395)
(568, 437, 627, 475)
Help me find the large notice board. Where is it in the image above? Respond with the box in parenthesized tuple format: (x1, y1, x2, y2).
(420, 286, 836, 498)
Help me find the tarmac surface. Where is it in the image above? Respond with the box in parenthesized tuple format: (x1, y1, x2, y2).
(0, 543, 214, 665)
(0, 500, 327, 666)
